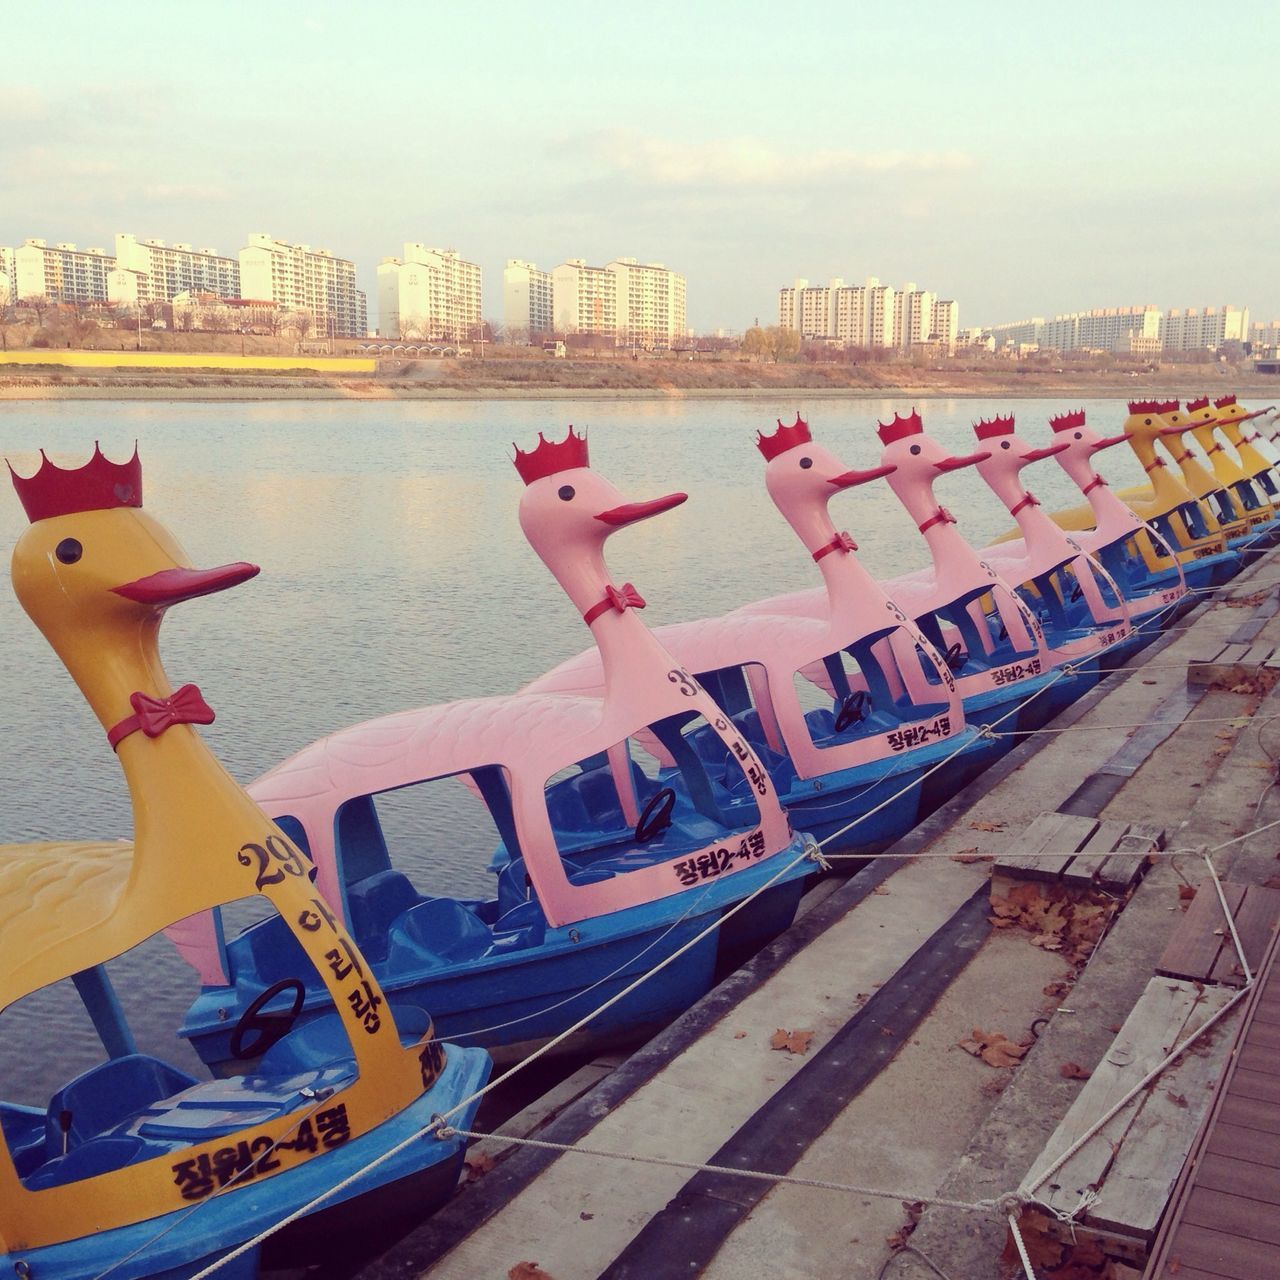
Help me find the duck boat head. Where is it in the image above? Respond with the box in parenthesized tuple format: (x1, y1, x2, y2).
(1, 446, 483, 1268)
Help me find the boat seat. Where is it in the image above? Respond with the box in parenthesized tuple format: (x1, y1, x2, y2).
(44, 1054, 198, 1155)
(396, 898, 491, 962)
(258, 1013, 357, 1075)
(347, 870, 423, 963)
(24, 1135, 150, 1190)
(1, 1102, 48, 1177)
(489, 898, 548, 952)
(233, 911, 315, 985)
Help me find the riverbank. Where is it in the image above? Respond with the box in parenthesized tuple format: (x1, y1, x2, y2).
(0, 350, 1275, 401)
(2, 366, 1277, 402)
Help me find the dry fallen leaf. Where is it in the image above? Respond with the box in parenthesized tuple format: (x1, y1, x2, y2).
(1044, 981, 1071, 998)
(1166, 1091, 1189, 1108)
(1178, 884, 1197, 902)
(970, 819, 1006, 832)
(871, 884, 890, 895)
(950, 847, 989, 864)
(958, 1027, 1029, 1069)
(1060, 1061, 1091, 1080)
(770, 1028, 814, 1055)
(464, 1151, 496, 1183)
(733, 1030, 746, 1039)
(509, 1264, 557, 1280)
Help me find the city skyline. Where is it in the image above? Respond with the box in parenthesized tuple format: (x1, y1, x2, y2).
(3, 0, 1277, 333)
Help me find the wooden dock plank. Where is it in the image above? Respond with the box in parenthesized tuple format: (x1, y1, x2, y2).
(1161, 1222, 1280, 1278)
(1208, 884, 1280, 986)
(1157, 882, 1247, 982)
(1183, 1187, 1280, 1245)
(1062, 819, 1130, 889)
(1219, 1094, 1280, 1136)
(1206, 1121, 1280, 1170)
(1188, 642, 1252, 689)
(1022, 978, 1237, 1232)
(1237, 1042, 1280, 1077)
(1195, 1153, 1280, 1206)
(1098, 822, 1164, 893)
(1085, 985, 1241, 1239)
(1233, 1068, 1280, 1106)
(994, 811, 1097, 882)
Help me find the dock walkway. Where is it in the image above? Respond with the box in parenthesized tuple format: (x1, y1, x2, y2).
(364, 553, 1280, 1280)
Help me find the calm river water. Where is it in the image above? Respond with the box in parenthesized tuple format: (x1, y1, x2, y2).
(0, 395, 1153, 1100)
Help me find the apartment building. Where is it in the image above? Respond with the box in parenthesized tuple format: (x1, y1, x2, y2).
(1161, 306, 1250, 352)
(988, 318, 1045, 349)
(1036, 306, 1161, 353)
(9, 239, 114, 304)
(551, 259, 617, 338)
(503, 259, 553, 337)
(779, 274, 948, 349)
(1250, 320, 1280, 356)
(239, 233, 367, 338)
(109, 233, 240, 306)
(605, 259, 685, 350)
(932, 299, 959, 353)
(378, 244, 482, 341)
(0, 247, 14, 307)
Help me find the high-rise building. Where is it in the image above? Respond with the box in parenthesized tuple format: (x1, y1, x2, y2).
(238, 233, 367, 338)
(607, 258, 686, 349)
(988, 318, 1045, 349)
(779, 274, 944, 349)
(932, 300, 959, 353)
(1037, 306, 1160, 353)
(377, 244, 481, 341)
(503, 260, 553, 338)
(0, 247, 14, 307)
(109, 234, 240, 306)
(551, 259, 617, 338)
(11, 239, 114, 304)
(1161, 306, 1250, 352)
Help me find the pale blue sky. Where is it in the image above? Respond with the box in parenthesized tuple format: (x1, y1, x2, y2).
(4, 0, 1276, 332)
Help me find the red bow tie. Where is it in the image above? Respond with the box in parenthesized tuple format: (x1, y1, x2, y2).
(583, 582, 646, 625)
(918, 506, 957, 535)
(107, 683, 215, 749)
(812, 530, 858, 562)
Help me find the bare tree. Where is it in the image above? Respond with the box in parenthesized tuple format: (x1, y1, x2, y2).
(289, 310, 312, 340)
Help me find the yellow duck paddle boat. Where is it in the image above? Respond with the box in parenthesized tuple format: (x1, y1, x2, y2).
(0, 446, 489, 1278)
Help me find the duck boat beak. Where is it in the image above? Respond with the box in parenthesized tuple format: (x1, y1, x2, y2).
(1238, 408, 1268, 423)
(113, 562, 261, 605)
(1023, 441, 1070, 462)
(829, 463, 897, 488)
(595, 493, 688, 526)
(1158, 423, 1193, 435)
(934, 450, 990, 472)
(1090, 433, 1129, 453)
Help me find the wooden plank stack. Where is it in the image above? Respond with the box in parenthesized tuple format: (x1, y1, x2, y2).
(1021, 977, 1243, 1259)
(993, 810, 1162, 894)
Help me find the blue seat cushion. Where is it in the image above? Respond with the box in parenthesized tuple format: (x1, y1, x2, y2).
(346, 870, 422, 963)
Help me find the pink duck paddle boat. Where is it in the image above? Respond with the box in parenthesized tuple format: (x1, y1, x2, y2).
(523, 418, 982, 853)
(179, 429, 814, 1070)
(728, 415, 1070, 739)
(870, 410, 1133, 688)
(1039, 408, 1189, 618)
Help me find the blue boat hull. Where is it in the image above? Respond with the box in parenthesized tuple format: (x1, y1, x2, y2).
(0, 1046, 490, 1280)
(184, 841, 812, 1071)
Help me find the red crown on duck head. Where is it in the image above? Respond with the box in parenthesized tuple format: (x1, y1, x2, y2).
(1049, 409, 1086, 434)
(1157, 399, 1180, 415)
(9, 443, 142, 524)
(513, 426, 590, 484)
(1128, 400, 1164, 416)
(973, 414, 1015, 441)
(876, 409, 923, 446)
(1214, 395, 1238, 410)
(1186, 396, 1212, 413)
(756, 414, 811, 461)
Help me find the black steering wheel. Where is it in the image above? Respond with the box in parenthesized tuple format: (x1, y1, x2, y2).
(229, 978, 306, 1060)
(944, 641, 967, 672)
(833, 689, 870, 734)
(634, 787, 676, 843)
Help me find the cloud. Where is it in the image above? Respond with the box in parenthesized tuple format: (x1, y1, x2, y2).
(577, 130, 975, 187)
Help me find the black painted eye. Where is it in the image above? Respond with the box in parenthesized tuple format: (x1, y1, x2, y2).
(557, 485, 575, 501)
(55, 538, 82, 565)
(910, 444, 922, 456)
(799, 456, 813, 469)
(1144, 418, 1152, 426)
(1074, 432, 1083, 440)
(1000, 440, 1011, 450)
